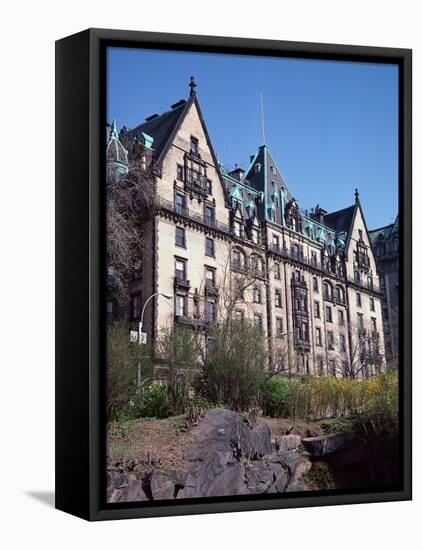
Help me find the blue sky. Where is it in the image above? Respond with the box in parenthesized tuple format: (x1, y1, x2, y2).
(107, 47, 398, 229)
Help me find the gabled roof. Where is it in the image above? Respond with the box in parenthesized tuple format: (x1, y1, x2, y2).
(369, 215, 399, 242)
(324, 204, 356, 234)
(120, 100, 188, 162)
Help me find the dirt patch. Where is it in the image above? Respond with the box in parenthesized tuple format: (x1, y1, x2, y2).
(259, 417, 323, 440)
(107, 416, 198, 472)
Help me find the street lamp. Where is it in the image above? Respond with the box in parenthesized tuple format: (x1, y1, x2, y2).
(138, 292, 173, 342)
(134, 292, 172, 388)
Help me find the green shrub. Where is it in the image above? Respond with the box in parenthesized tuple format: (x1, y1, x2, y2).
(138, 384, 171, 418)
(106, 321, 153, 421)
(260, 377, 290, 417)
(197, 321, 268, 411)
(156, 325, 199, 415)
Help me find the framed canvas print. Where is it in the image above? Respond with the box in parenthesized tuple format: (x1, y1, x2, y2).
(55, 28, 412, 521)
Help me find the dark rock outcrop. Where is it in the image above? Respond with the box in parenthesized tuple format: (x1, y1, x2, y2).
(107, 408, 312, 502)
(107, 471, 148, 503)
(302, 432, 352, 458)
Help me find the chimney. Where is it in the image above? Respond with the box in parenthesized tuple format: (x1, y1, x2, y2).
(310, 204, 327, 224)
(229, 164, 245, 182)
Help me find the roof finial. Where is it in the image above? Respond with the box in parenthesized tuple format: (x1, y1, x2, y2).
(111, 119, 119, 139)
(354, 188, 360, 203)
(189, 76, 197, 96)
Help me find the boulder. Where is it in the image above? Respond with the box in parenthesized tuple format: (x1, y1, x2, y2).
(246, 462, 276, 493)
(302, 433, 352, 458)
(276, 434, 302, 453)
(206, 463, 248, 497)
(150, 472, 176, 500)
(107, 471, 148, 503)
(178, 409, 274, 498)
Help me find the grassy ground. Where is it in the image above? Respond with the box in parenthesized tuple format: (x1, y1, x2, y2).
(107, 415, 198, 471)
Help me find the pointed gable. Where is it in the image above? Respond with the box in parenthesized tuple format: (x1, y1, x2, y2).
(121, 100, 188, 162)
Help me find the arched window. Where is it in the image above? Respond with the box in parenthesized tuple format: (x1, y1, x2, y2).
(322, 281, 332, 301)
(250, 254, 264, 276)
(335, 286, 345, 304)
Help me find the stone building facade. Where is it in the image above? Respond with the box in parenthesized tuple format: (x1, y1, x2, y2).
(107, 79, 386, 377)
(369, 218, 399, 367)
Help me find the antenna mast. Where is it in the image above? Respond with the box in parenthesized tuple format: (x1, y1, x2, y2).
(260, 90, 266, 145)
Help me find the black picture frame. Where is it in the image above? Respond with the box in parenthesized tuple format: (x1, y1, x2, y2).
(55, 28, 412, 521)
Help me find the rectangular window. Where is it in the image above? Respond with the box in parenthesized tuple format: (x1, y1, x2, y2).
(205, 206, 214, 226)
(175, 259, 186, 280)
(275, 289, 282, 308)
(272, 234, 279, 251)
(175, 226, 185, 247)
(317, 356, 324, 375)
(206, 179, 212, 194)
(316, 327, 322, 346)
(106, 300, 115, 324)
(340, 334, 346, 352)
(235, 309, 244, 322)
(251, 228, 259, 244)
(253, 287, 261, 303)
(357, 312, 364, 330)
(314, 301, 320, 318)
(338, 309, 345, 325)
(276, 317, 283, 337)
(325, 305, 332, 323)
(130, 293, 142, 320)
(205, 267, 215, 287)
(274, 263, 281, 280)
(355, 270, 361, 283)
(205, 237, 214, 257)
(356, 292, 362, 307)
(327, 331, 334, 349)
(313, 277, 318, 292)
(190, 136, 199, 155)
(176, 164, 184, 181)
(301, 322, 308, 341)
(311, 251, 317, 267)
(175, 193, 185, 214)
(254, 313, 262, 327)
(370, 297, 375, 311)
(371, 317, 377, 333)
(329, 359, 336, 376)
(175, 294, 186, 317)
(205, 302, 215, 323)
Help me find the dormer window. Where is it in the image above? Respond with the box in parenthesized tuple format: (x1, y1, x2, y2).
(234, 220, 242, 237)
(358, 229, 363, 241)
(271, 165, 277, 175)
(190, 136, 199, 155)
(255, 163, 261, 174)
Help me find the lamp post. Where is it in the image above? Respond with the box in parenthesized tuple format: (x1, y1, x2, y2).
(135, 292, 172, 387)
